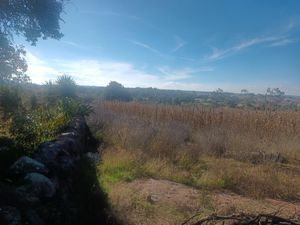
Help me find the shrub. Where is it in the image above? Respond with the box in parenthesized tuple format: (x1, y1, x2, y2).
(9, 98, 93, 153)
(9, 107, 67, 153)
(104, 81, 132, 102)
(58, 98, 93, 120)
(56, 74, 77, 98)
(0, 85, 21, 119)
(0, 137, 23, 179)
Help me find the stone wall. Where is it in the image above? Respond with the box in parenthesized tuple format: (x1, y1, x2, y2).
(0, 117, 101, 225)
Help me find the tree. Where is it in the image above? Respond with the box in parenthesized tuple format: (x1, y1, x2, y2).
(30, 94, 38, 110)
(44, 80, 57, 106)
(56, 74, 77, 98)
(266, 88, 285, 97)
(104, 81, 132, 101)
(0, 0, 65, 83)
(0, 0, 64, 45)
(0, 86, 21, 119)
(241, 89, 249, 94)
(0, 34, 29, 84)
(215, 88, 224, 93)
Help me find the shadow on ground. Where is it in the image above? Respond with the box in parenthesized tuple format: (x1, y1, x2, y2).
(71, 156, 122, 225)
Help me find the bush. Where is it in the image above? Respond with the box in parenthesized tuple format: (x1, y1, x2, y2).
(0, 85, 21, 119)
(9, 99, 93, 153)
(56, 74, 77, 98)
(58, 98, 93, 119)
(0, 137, 23, 179)
(9, 107, 67, 153)
(104, 81, 132, 102)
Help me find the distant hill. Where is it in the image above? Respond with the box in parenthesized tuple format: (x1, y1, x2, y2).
(25, 83, 300, 110)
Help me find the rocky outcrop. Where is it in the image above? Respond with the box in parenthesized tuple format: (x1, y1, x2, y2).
(9, 156, 49, 175)
(0, 117, 99, 225)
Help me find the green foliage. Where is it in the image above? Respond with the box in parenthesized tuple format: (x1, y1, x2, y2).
(104, 81, 132, 101)
(58, 98, 93, 120)
(0, 0, 65, 84)
(30, 94, 38, 110)
(0, 85, 22, 118)
(0, 0, 64, 45)
(266, 88, 285, 97)
(0, 137, 23, 179)
(44, 80, 57, 106)
(9, 97, 93, 153)
(0, 34, 29, 84)
(56, 75, 77, 98)
(9, 107, 67, 153)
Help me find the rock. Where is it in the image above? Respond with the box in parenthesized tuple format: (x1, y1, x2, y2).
(9, 156, 48, 176)
(35, 142, 64, 165)
(25, 209, 45, 225)
(84, 152, 100, 164)
(0, 146, 10, 152)
(0, 206, 22, 225)
(147, 194, 159, 204)
(16, 173, 56, 199)
(56, 155, 75, 174)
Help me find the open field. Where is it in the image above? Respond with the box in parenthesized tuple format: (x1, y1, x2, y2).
(88, 101, 300, 223)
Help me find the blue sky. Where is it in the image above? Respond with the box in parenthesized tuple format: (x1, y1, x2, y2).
(24, 0, 300, 95)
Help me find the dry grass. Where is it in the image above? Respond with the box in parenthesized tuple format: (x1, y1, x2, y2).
(98, 148, 300, 200)
(90, 101, 300, 200)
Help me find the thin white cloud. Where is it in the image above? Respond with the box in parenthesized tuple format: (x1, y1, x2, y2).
(26, 52, 300, 95)
(285, 17, 300, 31)
(171, 36, 187, 52)
(268, 38, 295, 47)
(26, 52, 213, 90)
(129, 40, 162, 55)
(206, 36, 290, 61)
(62, 41, 83, 48)
(159, 66, 214, 81)
(79, 10, 140, 20)
(61, 40, 101, 51)
(205, 20, 299, 62)
(26, 52, 58, 83)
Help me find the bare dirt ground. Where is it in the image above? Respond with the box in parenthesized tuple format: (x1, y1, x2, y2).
(108, 179, 300, 225)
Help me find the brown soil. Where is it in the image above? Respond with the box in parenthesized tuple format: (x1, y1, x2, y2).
(109, 179, 300, 225)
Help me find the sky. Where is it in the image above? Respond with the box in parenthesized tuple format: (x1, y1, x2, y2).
(23, 0, 300, 95)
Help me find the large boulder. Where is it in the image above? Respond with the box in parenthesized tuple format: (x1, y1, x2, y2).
(9, 156, 48, 176)
(25, 209, 46, 225)
(16, 173, 56, 199)
(0, 206, 22, 225)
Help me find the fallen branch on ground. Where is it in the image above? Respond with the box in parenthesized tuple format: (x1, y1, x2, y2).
(181, 213, 300, 225)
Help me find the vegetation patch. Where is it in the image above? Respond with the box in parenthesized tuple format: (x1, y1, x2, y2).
(92, 101, 300, 201)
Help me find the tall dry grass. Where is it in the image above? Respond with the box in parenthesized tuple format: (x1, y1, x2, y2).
(89, 101, 300, 200)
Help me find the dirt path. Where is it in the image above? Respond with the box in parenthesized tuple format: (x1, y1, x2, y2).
(108, 179, 300, 225)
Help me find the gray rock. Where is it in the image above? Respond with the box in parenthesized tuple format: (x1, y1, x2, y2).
(16, 173, 56, 198)
(35, 142, 64, 165)
(147, 194, 159, 204)
(56, 155, 74, 173)
(84, 152, 100, 164)
(0, 206, 22, 225)
(9, 156, 48, 175)
(25, 209, 46, 225)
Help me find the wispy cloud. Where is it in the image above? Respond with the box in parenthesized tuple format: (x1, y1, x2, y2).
(205, 20, 299, 62)
(159, 66, 214, 81)
(26, 52, 58, 83)
(62, 41, 82, 48)
(129, 40, 163, 55)
(268, 38, 295, 47)
(26, 52, 213, 90)
(206, 35, 294, 61)
(61, 40, 101, 51)
(26, 52, 300, 95)
(171, 36, 187, 52)
(79, 10, 139, 20)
